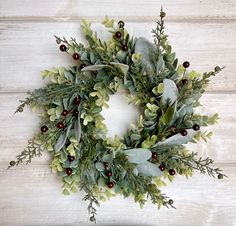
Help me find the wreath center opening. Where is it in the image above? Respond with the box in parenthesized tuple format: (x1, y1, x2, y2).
(101, 91, 140, 138)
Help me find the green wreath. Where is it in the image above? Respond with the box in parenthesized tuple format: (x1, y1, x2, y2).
(9, 10, 226, 222)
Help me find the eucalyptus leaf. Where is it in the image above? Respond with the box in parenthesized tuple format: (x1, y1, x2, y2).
(155, 129, 197, 146)
(135, 37, 155, 71)
(161, 79, 179, 106)
(110, 62, 129, 75)
(137, 161, 163, 177)
(95, 162, 105, 171)
(81, 64, 109, 71)
(124, 148, 152, 164)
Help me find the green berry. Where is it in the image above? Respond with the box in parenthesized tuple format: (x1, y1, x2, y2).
(9, 161, 16, 166)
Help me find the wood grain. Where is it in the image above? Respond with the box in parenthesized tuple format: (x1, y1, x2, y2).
(1, 163, 235, 226)
(0, 21, 235, 92)
(1, 92, 236, 163)
(0, 0, 236, 20)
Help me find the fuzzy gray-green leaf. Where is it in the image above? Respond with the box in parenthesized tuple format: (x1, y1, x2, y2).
(137, 161, 163, 177)
(124, 148, 152, 164)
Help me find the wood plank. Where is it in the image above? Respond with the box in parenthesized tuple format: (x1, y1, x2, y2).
(0, 0, 236, 20)
(1, 92, 236, 163)
(0, 21, 235, 92)
(0, 163, 235, 226)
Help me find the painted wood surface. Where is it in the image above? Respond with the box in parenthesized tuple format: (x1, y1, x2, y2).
(0, 0, 236, 225)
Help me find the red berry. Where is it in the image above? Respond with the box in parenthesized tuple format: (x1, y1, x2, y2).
(151, 152, 158, 160)
(181, 130, 188, 136)
(68, 155, 75, 162)
(118, 21, 125, 28)
(61, 110, 69, 116)
(59, 44, 67, 52)
(104, 162, 109, 168)
(159, 164, 166, 171)
(74, 96, 81, 105)
(193, 124, 200, 131)
(115, 31, 122, 39)
(122, 45, 128, 51)
(56, 121, 64, 129)
(41, 125, 48, 133)
(80, 63, 86, 70)
(183, 61, 190, 68)
(181, 79, 188, 85)
(107, 182, 114, 188)
(169, 169, 176, 176)
(73, 53, 80, 60)
(106, 171, 112, 177)
(65, 168, 73, 176)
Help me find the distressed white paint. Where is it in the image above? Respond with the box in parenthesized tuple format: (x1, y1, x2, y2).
(0, 0, 236, 225)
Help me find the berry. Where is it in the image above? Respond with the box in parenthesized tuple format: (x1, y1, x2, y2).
(74, 96, 81, 105)
(41, 125, 48, 133)
(107, 181, 114, 188)
(122, 45, 128, 51)
(181, 130, 188, 136)
(159, 164, 166, 171)
(65, 168, 73, 176)
(151, 152, 158, 160)
(104, 162, 109, 168)
(183, 61, 190, 68)
(9, 161, 16, 166)
(59, 44, 67, 52)
(118, 21, 125, 28)
(80, 63, 86, 70)
(106, 171, 112, 177)
(218, 173, 224, 179)
(181, 79, 188, 85)
(61, 110, 69, 116)
(115, 31, 122, 39)
(68, 155, 75, 162)
(169, 169, 176, 176)
(168, 199, 174, 205)
(56, 121, 64, 129)
(73, 53, 80, 60)
(192, 124, 200, 131)
(72, 109, 79, 116)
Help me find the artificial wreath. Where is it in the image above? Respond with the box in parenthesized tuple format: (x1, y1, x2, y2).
(9, 10, 226, 222)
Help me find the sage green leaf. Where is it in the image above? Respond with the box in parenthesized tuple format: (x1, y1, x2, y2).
(81, 64, 109, 71)
(137, 161, 163, 177)
(124, 148, 152, 164)
(161, 79, 178, 106)
(155, 129, 197, 146)
(95, 162, 105, 171)
(156, 55, 165, 75)
(54, 124, 72, 153)
(116, 50, 127, 61)
(64, 71, 74, 81)
(102, 154, 113, 162)
(161, 104, 176, 125)
(135, 37, 155, 71)
(110, 62, 129, 75)
(74, 115, 81, 142)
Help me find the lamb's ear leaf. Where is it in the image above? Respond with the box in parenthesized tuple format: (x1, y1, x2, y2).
(137, 161, 163, 177)
(95, 162, 105, 171)
(54, 124, 72, 153)
(161, 79, 179, 106)
(124, 148, 152, 164)
(134, 37, 155, 71)
(81, 64, 109, 71)
(154, 129, 197, 147)
(110, 62, 129, 75)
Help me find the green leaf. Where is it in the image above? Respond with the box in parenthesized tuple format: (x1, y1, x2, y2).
(156, 55, 165, 75)
(155, 129, 197, 146)
(124, 148, 152, 164)
(95, 162, 105, 171)
(161, 104, 176, 125)
(110, 62, 129, 75)
(74, 114, 81, 142)
(137, 162, 163, 177)
(62, 189, 70, 196)
(81, 64, 109, 71)
(161, 79, 178, 106)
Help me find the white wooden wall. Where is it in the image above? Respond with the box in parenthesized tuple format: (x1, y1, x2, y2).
(0, 1, 236, 225)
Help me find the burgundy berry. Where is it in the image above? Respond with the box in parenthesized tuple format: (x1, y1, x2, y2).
(115, 31, 122, 39)
(59, 44, 67, 52)
(118, 21, 125, 28)
(181, 130, 188, 136)
(122, 45, 128, 51)
(169, 169, 176, 176)
(61, 110, 69, 116)
(56, 121, 64, 129)
(159, 164, 166, 171)
(192, 124, 200, 131)
(181, 79, 188, 85)
(80, 63, 86, 70)
(72, 53, 80, 60)
(41, 125, 48, 133)
(74, 96, 81, 105)
(151, 152, 158, 160)
(107, 182, 114, 188)
(68, 155, 75, 162)
(65, 168, 73, 176)
(106, 171, 112, 177)
(183, 61, 190, 68)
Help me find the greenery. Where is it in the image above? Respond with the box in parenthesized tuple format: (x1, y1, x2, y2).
(9, 9, 226, 222)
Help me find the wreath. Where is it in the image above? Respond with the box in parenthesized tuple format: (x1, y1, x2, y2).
(9, 10, 226, 222)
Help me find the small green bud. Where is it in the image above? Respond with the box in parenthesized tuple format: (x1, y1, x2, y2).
(214, 66, 221, 72)
(56, 38, 61, 44)
(90, 216, 95, 222)
(168, 199, 174, 205)
(9, 161, 16, 166)
(18, 107, 24, 112)
(160, 11, 166, 18)
(218, 173, 224, 179)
